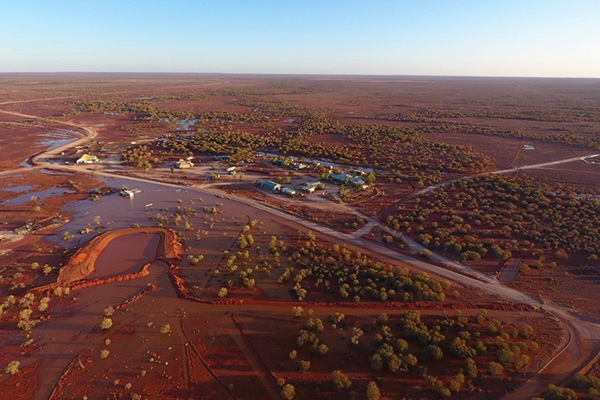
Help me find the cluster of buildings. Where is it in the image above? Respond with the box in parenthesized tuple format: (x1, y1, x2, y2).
(272, 158, 310, 170)
(258, 180, 321, 197)
(330, 172, 369, 189)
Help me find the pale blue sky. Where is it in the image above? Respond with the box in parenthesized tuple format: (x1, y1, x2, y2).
(1, 0, 599, 77)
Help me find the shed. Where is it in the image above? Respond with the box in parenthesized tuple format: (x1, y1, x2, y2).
(291, 162, 308, 170)
(282, 187, 297, 196)
(259, 180, 281, 191)
(121, 190, 135, 198)
(76, 154, 99, 164)
(331, 172, 349, 183)
(175, 159, 194, 169)
(301, 184, 316, 193)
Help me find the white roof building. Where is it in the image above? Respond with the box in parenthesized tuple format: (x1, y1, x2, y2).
(175, 159, 194, 169)
(282, 187, 297, 196)
(76, 154, 99, 164)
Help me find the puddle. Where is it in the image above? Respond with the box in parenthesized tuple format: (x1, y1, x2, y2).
(177, 119, 196, 131)
(1, 185, 35, 193)
(2, 187, 72, 206)
(19, 158, 33, 168)
(41, 169, 75, 176)
(38, 131, 82, 151)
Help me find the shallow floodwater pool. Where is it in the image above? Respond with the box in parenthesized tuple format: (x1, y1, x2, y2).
(90, 233, 160, 279)
(1, 187, 71, 206)
(1, 185, 35, 193)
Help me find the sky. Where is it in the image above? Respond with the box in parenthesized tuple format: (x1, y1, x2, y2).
(1, 0, 599, 77)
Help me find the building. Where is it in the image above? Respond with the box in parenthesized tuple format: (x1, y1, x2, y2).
(258, 180, 281, 191)
(291, 162, 308, 170)
(331, 172, 349, 183)
(301, 182, 318, 193)
(120, 190, 136, 198)
(120, 188, 140, 198)
(282, 187, 297, 196)
(175, 159, 194, 169)
(274, 158, 291, 167)
(350, 176, 365, 186)
(76, 154, 99, 164)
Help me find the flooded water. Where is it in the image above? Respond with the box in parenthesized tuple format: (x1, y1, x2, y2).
(1, 187, 72, 206)
(19, 157, 33, 168)
(90, 233, 160, 279)
(40, 169, 75, 176)
(1, 185, 35, 193)
(38, 131, 83, 151)
(50, 175, 265, 248)
(177, 119, 196, 130)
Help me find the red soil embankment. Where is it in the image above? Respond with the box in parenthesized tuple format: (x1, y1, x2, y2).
(114, 284, 156, 311)
(36, 227, 183, 292)
(168, 264, 539, 312)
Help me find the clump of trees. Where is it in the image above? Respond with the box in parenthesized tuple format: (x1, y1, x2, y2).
(160, 324, 171, 334)
(366, 381, 381, 400)
(122, 145, 159, 171)
(331, 370, 352, 391)
(283, 308, 540, 399)
(387, 175, 600, 263)
(278, 232, 449, 303)
(280, 383, 296, 400)
(537, 373, 600, 400)
(100, 317, 113, 330)
(114, 100, 493, 187)
(5, 360, 20, 375)
(545, 384, 578, 400)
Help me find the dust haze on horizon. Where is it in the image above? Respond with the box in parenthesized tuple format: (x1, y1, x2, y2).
(1, 0, 599, 78)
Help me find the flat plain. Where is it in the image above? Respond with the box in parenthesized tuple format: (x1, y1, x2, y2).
(0, 74, 599, 400)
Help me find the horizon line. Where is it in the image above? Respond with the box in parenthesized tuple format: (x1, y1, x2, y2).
(1, 71, 599, 80)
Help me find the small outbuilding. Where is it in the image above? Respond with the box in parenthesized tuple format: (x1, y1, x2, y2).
(291, 162, 308, 170)
(282, 187, 297, 196)
(120, 188, 140, 198)
(301, 182, 320, 193)
(301, 183, 316, 193)
(175, 159, 194, 169)
(258, 180, 281, 191)
(120, 190, 136, 198)
(76, 154, 99, 164)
